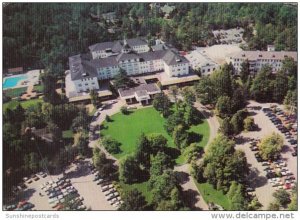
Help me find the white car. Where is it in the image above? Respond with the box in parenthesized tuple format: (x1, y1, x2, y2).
(104, 189, 116, 196)
(101, 184, 113, 192)
(109, 197, 118, 205)
(106, 192, 119, 201)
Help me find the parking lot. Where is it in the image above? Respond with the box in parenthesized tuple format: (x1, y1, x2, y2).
(9, 158, 121, 211)
(235, 101, 297, 209)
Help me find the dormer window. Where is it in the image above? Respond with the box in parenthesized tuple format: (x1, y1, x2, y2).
(259, 54, 262, 57)
(272, 54, 275, 58)
(176, 58, 181, 62)
(242, 54, 245, 57)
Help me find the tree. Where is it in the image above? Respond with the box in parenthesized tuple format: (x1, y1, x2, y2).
(135, 133, 151, 169)
(119, 155, 142, 184)
(282, 57, 297, 76)
(165, 110, 186, 134)
(240, 60, 250, 84)
(183, 143, 202, 163)
(90, 90, 98, 107)
(181, 86, 196, 106)
(216, 96, 232, 118)
(283, 90, 297, 114)
(47, 121, 62, 142)
(169, 85, 179, 106)
(219, 117, 233, 136)
(92, 148, 115, 177)
(119, 189, 148, 211)
(273, 189, 291, 207)
(272, 72, 288, 103)
(120, 106, 129, 115)
(248, 196, 262, 210)
(288, 191, 297, 211)
(202, 134, 249, 191)
(153, 93, 172, 117)
(150, 152, 174, 178)
(250, 65, 273, 102)
(231, 87, 246, 113)
(268, 202, 280, 211)
(184, 104, 198, 126)
(258, 133, 284, 160)
(194, 76, 216, 105)
(244, 117, 255, 131)
(151, 170, 180, 208)
(231, 110, 246, 135)
(147, 133, 168, 155)
(41, 72, 62, 105)
(76, 134, 89, 156)
(71, 109, 89, 132)
(172, 125, 188, 149)
(105, 115, 111, 122)
(113, 69, 135, 89)
(227, 181, 247, 210)
(211, 67, 233, 98)
(101, 136, 121, 154)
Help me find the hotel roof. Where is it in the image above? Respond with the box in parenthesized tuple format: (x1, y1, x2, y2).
(231, 51, 297, 61)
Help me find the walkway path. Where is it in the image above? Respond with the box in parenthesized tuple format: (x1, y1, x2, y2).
(174, 164, 209, 210)
(173, 101, 219, 211)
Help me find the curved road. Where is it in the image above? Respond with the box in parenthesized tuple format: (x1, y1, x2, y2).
(174, 101, 219, 210)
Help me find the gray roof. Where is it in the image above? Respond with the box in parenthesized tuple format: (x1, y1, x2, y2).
(89, 42, 115, 52)
(89, 38, 148, 52)
(118, 83, 161, 98)
(135, 90, 148, 98)
(163, 50, 189, 65)
(69, 54, 97, 80)
(116, 53, 140, 62)
(232, 51, 297, 61)
(90, 57, 118, 68)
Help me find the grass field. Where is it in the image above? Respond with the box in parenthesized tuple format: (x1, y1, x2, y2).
(101, 107, 174, 159)
(101, 107, 209, 165)
(3, 99, 44, 111)
(194, 181, 231, 210)
(4, 87, 27, 98)
(119, 181, 152, 203)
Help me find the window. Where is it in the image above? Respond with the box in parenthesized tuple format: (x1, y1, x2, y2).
(78, 84, 82, 87)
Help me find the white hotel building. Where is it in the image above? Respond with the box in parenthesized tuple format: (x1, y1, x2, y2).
(227, 51, 297, 74)
(65, 38, 189, 98)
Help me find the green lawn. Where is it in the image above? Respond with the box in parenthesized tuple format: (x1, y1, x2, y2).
(33, 84, 44, 93)
(101, 107, 174, 159)
(101, 107, 210, 165)
(119, 181, 152, 203)
(4, 87, 27, 98)
(194, 181, 231, 210)
(3, 99, 44, 111)
(174, 120, 210, 164)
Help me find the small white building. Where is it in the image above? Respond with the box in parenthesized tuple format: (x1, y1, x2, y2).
(185, 49, 220, 75)
(118, 83, 161, 105)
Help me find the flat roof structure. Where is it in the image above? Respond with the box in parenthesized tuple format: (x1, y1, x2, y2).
(118, 83, 161, 101)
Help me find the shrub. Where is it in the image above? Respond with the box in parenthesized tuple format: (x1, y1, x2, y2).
(101, 136, 121, 154)
(120, 106, 129, 115)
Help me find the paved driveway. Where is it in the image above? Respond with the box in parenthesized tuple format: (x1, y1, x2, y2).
(236, 100, 297, 209)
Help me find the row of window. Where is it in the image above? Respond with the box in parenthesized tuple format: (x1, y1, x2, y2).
(78, 82, 96, 87)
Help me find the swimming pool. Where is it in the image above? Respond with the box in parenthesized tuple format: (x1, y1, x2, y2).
(3, 75, 28, 89)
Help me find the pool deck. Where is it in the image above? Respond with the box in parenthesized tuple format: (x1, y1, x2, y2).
(3, 69, 42, 90)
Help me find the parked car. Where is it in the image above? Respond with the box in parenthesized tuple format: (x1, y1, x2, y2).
(245, 187, 255, 192)
(292, 151, 297, 157)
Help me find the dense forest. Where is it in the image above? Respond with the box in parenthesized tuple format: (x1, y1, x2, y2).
(3, 3, 297, 77)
